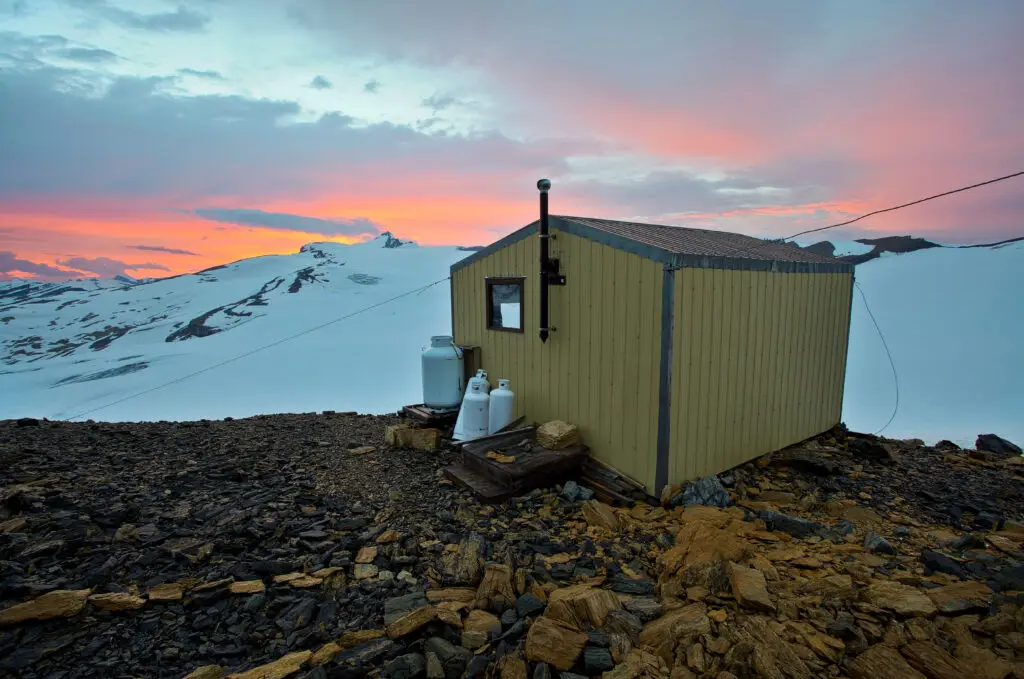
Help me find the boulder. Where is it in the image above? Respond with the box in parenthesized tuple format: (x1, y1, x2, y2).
(583, 647, 614, 673)
(925, 581, 994, 613)
(0, 589, 90, 626)
(758, 510, 828, 539)
(900, 641, 969, 679)
(183, 667, 224, 679)
(728, 563, 775, 613)
(148, 582, 186, 601)
(638, 603, 710, 655)
(384, 592, 431, 625)
(677, 475, 729, 508)
(386, 606, 437, 638)
(545, 584, 621, 628)
(337, 629, 386, 649)
(229, 580, 266, 595)
(309, 643, 341, 666)
(353, 564, 379, 580)
(953, 645, 1014, 679)
(919, 550, 968, 579)
(865, 581, 936, 617)
(797, 574, 854, 600)
(462, 609, 501, 648)
(499, 655, 527, 679)
(384, 653, 427, 679)
(582, 500, 620, 532)
(386, 425, 442, 451)
(524, 617, 587, 671)
(474, 563, 515, 612)
(849, 645, 925, 679)
(536, 421, 580, 450)
(726, 616, 811, 679)
(863, 532, 895, 555)
(976, 434, 1022, 457)
(622, 597, 663, 622)
(424, 637, 471, 679)
(88, 592, 146, 612)
(658, 517, 752, 588)
(847, 437, 894, 462)
(515, 593, 546, 618)
(440, 535, 486, 586)
(226, 650, 313, 679)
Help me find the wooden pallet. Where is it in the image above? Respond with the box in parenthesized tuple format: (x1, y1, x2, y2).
(450, 430, 589, 501)
(401, 403, 459, 426)
(442, 463, 516, 503)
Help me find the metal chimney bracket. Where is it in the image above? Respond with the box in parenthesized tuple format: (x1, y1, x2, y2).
(544, 258, 567, 285)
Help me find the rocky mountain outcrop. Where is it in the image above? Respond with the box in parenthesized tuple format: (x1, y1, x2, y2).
(0, 416, 1022, 678)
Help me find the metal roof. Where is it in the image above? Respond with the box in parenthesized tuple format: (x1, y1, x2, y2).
(451, 215, 854, 274)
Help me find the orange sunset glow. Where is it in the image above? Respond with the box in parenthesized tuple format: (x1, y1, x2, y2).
(1, 1, 1021, 281)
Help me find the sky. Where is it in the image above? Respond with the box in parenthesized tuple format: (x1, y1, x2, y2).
(1, 0, 1022, 281)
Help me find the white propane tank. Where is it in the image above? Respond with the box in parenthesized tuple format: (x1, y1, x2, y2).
(488, 379, 515, 434)
(468, 369, 490, 394)
(462, 381, 490, 439)
(421, 336, 464, 410)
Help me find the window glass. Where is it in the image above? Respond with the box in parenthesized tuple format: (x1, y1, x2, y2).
(488, 281, 522, 330)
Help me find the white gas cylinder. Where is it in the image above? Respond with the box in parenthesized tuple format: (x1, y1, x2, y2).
(421, 336, 464, 410)
(462, 381, 490, 439)
(487, 379, 515, 434)
(468, 369, 490, 394)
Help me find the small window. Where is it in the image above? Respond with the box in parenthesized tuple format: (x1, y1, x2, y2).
(485, 277, 524, 332)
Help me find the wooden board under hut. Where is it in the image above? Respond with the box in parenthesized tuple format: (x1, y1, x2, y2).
(401, 403, 459, 427)
(443, 428, 589, 503)
(578, 457, 653, 506)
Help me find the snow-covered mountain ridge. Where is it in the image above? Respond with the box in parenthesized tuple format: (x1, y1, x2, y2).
(1, 232, 1021, 449)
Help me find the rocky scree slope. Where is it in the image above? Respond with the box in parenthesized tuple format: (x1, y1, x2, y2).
(0, 415, 1022, 679)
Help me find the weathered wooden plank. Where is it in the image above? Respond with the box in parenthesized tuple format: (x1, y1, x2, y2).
(443, 464, 513, 503)
(451, 426, 536, 451)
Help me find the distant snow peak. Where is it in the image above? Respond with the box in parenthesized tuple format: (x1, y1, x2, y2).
(376, 231, 411, 249)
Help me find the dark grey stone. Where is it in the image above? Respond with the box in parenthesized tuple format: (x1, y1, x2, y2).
(275, 597, 317, 634)
(464, 655, 489, 678)
(424, 637, 471, 679)
(384, 592, 430, 625)
(863, 531, 894, 555)
(532, 664, 552, 679)
(995, 566, 1024, 592)
(952, 533, 987, 551)
(604, 609, 643, 643)
(622, 597, 663, 622)
(384, 653, 426, 679)
(559, 481, 581, 502)
(583, 647, 614, 673)
(973, 512, 1002, 530)
(834, 520, 856, 536)
(678, 475, 729, 507)
(976, 434, 1022, 457)
(920, 549, 968, 578)
(847, 437, 893, 461)
(515, 593, 546, 618)
(758, 510, 827, 539)
(609, 574, 655, 595)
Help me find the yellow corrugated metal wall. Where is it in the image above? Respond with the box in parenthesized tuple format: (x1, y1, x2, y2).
(667, 268, 853, 483)
(451, 228, 665, 490)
